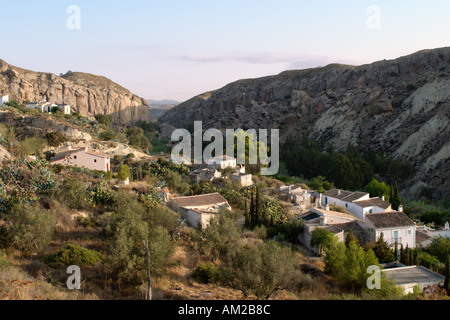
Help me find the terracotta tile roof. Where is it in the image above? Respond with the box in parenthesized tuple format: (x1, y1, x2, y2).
(324, 189, 369, 202)
(325, 221, 364, 234)
(171, 193, 228, 208)
(354, 198, 392, 209)
(416, 231, 432, 244)
(313, 207, 360, 221)
(366, 212, 415, 229)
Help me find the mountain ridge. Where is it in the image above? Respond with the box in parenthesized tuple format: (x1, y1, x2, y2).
(160, 47, 450, 199)
(0, 59, 151, 124)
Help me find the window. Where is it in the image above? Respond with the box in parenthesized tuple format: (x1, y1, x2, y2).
(408, 230, 412, 236)
(74, 156, 77, 160)
(369, 209, 373, 214)
(393, 230, 399, 241)
(94, 159, 97, 163)
(345, 204, 348, 208)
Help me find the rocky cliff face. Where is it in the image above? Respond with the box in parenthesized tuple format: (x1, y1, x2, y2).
(160, 48, 450, 199)
(0, 60, 151, 124)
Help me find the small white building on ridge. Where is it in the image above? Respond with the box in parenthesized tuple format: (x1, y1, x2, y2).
(0, 95, 9, 105)
(50, 146, 110, 172)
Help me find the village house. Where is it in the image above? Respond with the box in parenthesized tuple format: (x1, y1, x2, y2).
(381, 263, 445, 294)
(278, 185, 321, 211)
(363, 211, 416, 249)
(297, 206, 365, 254)
(323, 188, 392, 221)
(50, 146, 110, 172)
(26, 102, 72, 115)
(206, 155, 237, 170)
(189, 156, 253, 187)
(416, 222, 450, 248)
(0, 95, 9, 105)
(169, 193, 232, 228)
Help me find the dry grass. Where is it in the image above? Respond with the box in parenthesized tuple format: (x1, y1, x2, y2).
(0, 265, 98, 300)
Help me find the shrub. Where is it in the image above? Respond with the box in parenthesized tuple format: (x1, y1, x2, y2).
(117, 165, 130, 182)
(100, 129, 116, 141)
(113, 155, 123, 164)
(224, 241, 297, 300)
(46, 131, 66, 148)
(61, 178, 89, 210)
(194, 263, 223, 284)
(7, 204, 55, 255)
(0, 250, 8, 271)
(94, 114, 114, 128)
(44, 244, 102, 267)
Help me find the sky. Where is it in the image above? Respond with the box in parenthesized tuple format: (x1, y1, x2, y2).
(1, 0, 450, 101)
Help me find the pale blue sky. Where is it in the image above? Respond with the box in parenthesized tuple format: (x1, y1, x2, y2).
(1, 1, 449, 101)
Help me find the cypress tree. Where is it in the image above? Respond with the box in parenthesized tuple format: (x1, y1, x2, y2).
(445, 255, 450, 296)
(400, 244, 404, 264)
(404, 246, 411, 265)
(345, 229, 358, 248)
(391, 182, 402, 211)
(255, 185, 263, 226)
(394, 241, 399, 261)
(409, 249, 414, 266)
(249, 191, 255, 229)
(414, 248, 420, 266)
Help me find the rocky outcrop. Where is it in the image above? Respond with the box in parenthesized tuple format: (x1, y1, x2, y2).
(0, 60, 151, 124)
(160, 48, 450, 199)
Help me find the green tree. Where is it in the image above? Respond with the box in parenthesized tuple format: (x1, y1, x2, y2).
(198, 210, 241, 262)
(365, 179, 391, 202)
(94, 114, 114, 128)
(61, 178, 89, 210)
(311, 228, 335, 256)
(17, 137, 47, 158)
(390, 182, 402, 211)
(7, 204, 55, 255)
(117, 164, 130, 182)
(428, 237, 450, 264)
(345, 229, 359, 248)
(444, 255, 450, 295)
(373, 233, 395, 263)
(45, 131, 66, 148)
(107, 210, 149, 281)
(225, 241, 297, 300)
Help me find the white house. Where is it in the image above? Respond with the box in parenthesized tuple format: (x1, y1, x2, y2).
(26, 102, 58, 113)
(0, 95, 9, 105)
(57, 104, 72, 115)
(169, 193, 232, 228)
(297, 206, 364, 254)
(206, 155, 237, 170)
(364, 212, 416, 249)
(50, 146, 111, 172)
(323, 188, 392, 221)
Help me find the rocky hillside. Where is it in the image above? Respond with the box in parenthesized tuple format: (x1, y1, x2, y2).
(160, 48, 450, 199)
(0, 60, 151, 124)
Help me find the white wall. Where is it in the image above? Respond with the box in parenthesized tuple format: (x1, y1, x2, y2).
(375, 228, 415, 248)
(0, 95, 8, 105)
(51, 150, 110, 172)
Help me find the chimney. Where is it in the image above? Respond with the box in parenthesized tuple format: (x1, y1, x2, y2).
(325, 205, 330, 211)
(320, 217, 327, 226)
(381, 195, 385, 201)
(337, 190, 341, 195)
(398, 205, 403, 212)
